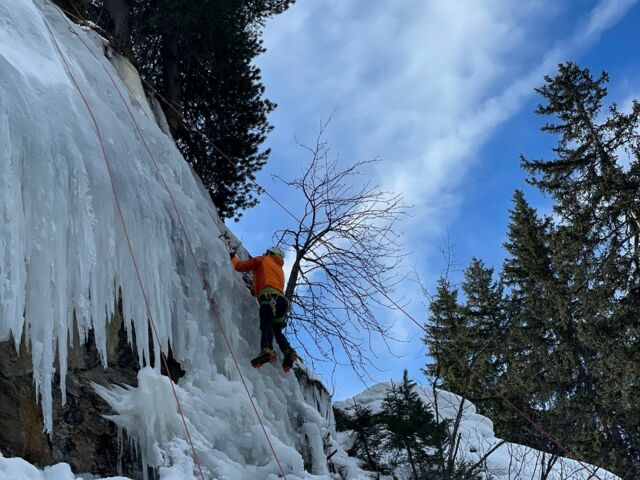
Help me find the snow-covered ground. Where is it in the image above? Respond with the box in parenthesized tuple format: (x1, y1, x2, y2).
(0, 454, 128, 480)
(336, 382, 620, 480)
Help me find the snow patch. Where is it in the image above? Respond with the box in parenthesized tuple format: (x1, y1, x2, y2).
(0, 453, 129, 480)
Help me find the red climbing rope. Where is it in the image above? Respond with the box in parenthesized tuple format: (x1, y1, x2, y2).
(42, 15, 209, 480)
(135, 71, 610, 479)
(136, 59, 610, 480)
(136, 75, 611, 480)
(53, 8, 289, 479)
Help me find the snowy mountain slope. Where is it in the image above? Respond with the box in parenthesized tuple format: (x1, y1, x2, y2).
(336, 382, 621, 480)
(0, 1, 358, 478)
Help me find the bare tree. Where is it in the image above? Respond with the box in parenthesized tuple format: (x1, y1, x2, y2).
(274, 117, 408, 376)
(538, 452, 560, 480)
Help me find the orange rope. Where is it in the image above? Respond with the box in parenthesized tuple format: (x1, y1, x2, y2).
(55, 8, 289, 479)
(140, 54, 610, 480)
(136, 45, 609, 480)
(144, 70, 609, 478)
(42, 14, 208, 480)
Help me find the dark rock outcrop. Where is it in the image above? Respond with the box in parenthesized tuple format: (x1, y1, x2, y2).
(0, 305, 146, 478)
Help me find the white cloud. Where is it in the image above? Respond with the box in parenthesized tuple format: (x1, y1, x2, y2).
(580, 0, 638, 40)
(258, 0, 637, 234)
(380, 0, 639, 231)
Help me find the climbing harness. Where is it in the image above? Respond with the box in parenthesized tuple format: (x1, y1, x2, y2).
(258, 291, 288, 324)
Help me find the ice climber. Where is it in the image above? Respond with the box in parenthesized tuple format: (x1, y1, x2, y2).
(231, 247, 299, 371)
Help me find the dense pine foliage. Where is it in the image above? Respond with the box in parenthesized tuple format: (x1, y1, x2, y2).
(58, 0, 295, 219)
(333, 402, 387, 474)
(334, 370, 485, 479)
(425, 63, 640, 479)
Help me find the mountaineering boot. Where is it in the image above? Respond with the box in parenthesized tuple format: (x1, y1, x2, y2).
(251, 348, 277, 368)
(282, 348, 299, 373)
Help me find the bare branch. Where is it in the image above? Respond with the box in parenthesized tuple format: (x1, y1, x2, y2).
(274, 117, 409, 377)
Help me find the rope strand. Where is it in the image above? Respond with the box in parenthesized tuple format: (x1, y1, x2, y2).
(142, 69, 608, 479)
(53, 8, 289, 478)
(42, 14, 210, 480)
(54, 11, 289, 477)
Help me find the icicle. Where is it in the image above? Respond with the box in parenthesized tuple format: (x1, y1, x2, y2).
(117, 425, 123, 476)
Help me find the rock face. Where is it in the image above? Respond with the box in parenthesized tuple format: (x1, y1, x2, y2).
(0, 314, 335, 479)
(0, 307, 143, 478)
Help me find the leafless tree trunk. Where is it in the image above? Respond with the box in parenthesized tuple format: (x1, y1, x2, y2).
(274, 116, 407, 376)
(538, 451, 559, 480)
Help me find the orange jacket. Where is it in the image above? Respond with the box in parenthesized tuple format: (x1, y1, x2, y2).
(232, 255, 285, 296)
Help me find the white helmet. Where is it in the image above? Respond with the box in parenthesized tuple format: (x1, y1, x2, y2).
(265, 246, 284, 259)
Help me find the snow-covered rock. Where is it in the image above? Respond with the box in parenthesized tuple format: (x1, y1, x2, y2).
(336, 382, 621, 480)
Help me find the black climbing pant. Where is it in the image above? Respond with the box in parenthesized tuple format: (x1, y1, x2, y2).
(259, 293, 291, 352)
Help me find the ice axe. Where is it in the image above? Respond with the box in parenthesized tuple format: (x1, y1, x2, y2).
(220, 232, 254, 292)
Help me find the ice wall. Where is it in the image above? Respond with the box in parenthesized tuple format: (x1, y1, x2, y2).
(0, 1, 352, 478)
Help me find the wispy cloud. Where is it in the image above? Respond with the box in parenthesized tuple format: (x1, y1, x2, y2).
(249, 0, 638, 391)
(580, 0, 638, 40)
(258, 0, 637, 234)
(382, 0, 639, 232)
(258, 1, 548, 223)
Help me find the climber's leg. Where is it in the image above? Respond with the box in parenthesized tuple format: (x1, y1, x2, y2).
(259, 300, 275, 350)
(274, 322, 292, 353)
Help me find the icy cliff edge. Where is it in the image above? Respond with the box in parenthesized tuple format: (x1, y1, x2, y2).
(0, 1, 350, 478)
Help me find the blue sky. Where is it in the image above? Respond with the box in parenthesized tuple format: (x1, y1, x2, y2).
(229, 0, 640, 399)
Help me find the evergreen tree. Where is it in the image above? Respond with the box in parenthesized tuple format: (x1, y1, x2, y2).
(333, 403, 387, 473)
(424, 262, 505, 413)
(458, 258, 505, 410)
(379, 370, 449, 479)
(424, 64, 640, 478)
(93, 0, 296, 219)
(519, 61, 640, 478)
(498, 190, 561, 448)
(523, 62, 640, 274)
(424, 277, 467, 393)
